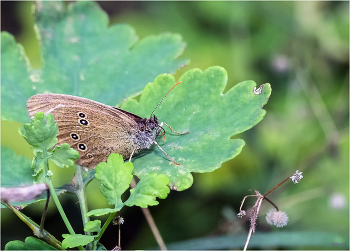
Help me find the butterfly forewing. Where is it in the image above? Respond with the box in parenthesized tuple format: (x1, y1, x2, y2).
(27, 94, 143, 167)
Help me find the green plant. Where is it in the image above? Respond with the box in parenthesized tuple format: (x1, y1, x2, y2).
(1, 1, 271, 250)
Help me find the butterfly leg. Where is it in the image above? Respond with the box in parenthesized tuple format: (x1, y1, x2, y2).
(161, 122, 189, 135)
(129, 149, 135, 162)
(153, 141, 181, 166)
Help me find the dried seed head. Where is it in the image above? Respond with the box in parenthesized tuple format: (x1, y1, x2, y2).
(112, 246, 121, 251)
(290, 170, 303, 184)
(266, 208, 288, 228)
(237, 210, 246, 218)
(117, 217, 124, 225)
(113, 216, 124, 225)
(249, 195, 264, 233)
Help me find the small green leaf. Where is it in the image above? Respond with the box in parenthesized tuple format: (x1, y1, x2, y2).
(62, 234, 94, 249)
(125, 173, 170, 208)
(86, 207, 122, 217)
(19, 112, 58, 179)
(20, 113, 58, 153)
(19, 112, 78, 182)
(95, 153, 134, 207)
(51, 143, 79, 168)
(5, 236, 57, 250)
(31, 151, 47, 177)
(84, 220, 101, 233)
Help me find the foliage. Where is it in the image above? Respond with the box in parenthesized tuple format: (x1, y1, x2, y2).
(122, 67, 270, 191)
(5, 237, 57, 250)
(2, 0, 348, 250)
(19, 112, 79, 182)
(1, 1, 271, 249)
(1, 1, 189, 124)
(88, 154, 171, 216)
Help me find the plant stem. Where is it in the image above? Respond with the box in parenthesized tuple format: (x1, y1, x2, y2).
(263, 176, 290, 197)
(75, 165, 93, 250)
(243, 227, 253, 251)
(39, 186, 50, 233)
(47, 176, 85, 251)
(46, 180, 75, 235)
(131, 178, 167, 250)
(3, 202, 64, 250)
(95, 211, 117, 242)
(118, 224, 121, 248)
(75, 165, 91, 233)
(263, 196, 279, 211)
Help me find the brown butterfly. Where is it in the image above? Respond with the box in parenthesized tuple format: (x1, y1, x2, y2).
(26, 82, 188, 168)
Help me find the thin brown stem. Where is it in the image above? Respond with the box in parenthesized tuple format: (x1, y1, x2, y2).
(263, 196, 279, 211)
(131, 178, 167, 250)
(39, 185, 50, 233)
(118, 224, 121, 248)
(263, 176, 290, 197)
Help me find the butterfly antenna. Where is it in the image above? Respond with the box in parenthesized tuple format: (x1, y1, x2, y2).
(151, 81, 182, 116)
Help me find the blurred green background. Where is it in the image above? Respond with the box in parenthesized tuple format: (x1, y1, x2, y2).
(1, 1, 349, 250)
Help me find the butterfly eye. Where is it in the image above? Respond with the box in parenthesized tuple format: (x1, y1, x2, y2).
(79, 119, 89, 126)
(70, 133, 80, 140)
(78, 143, 87, 151)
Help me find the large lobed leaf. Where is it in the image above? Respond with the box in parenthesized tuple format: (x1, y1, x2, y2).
(1, 146, 33, 188)
(1, 1, 188, 124)
(122, 66, 271, 191)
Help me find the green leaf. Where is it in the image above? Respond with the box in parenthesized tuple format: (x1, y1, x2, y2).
(51, 143, 79, 168)
(1, 1, 188, 124)
(19, 112, 78, 183)
(86, 207, 121, 217)
(1, 32, 37, 122)
(19, 112, 58, 178)
(84, 220, 101, 233)
(31, 151, 47, 178)
(1, 146, 36, 208)
(20, 112, 58, 153)
(122, 66, 271, 191)
(1, 146, 33, 187)
(1, 146, 66, 209)
(95, 153, 134, 207)
(5, 236, 57, 250)
(62, 234, 94, 249)
(125, 173, 170, 208)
